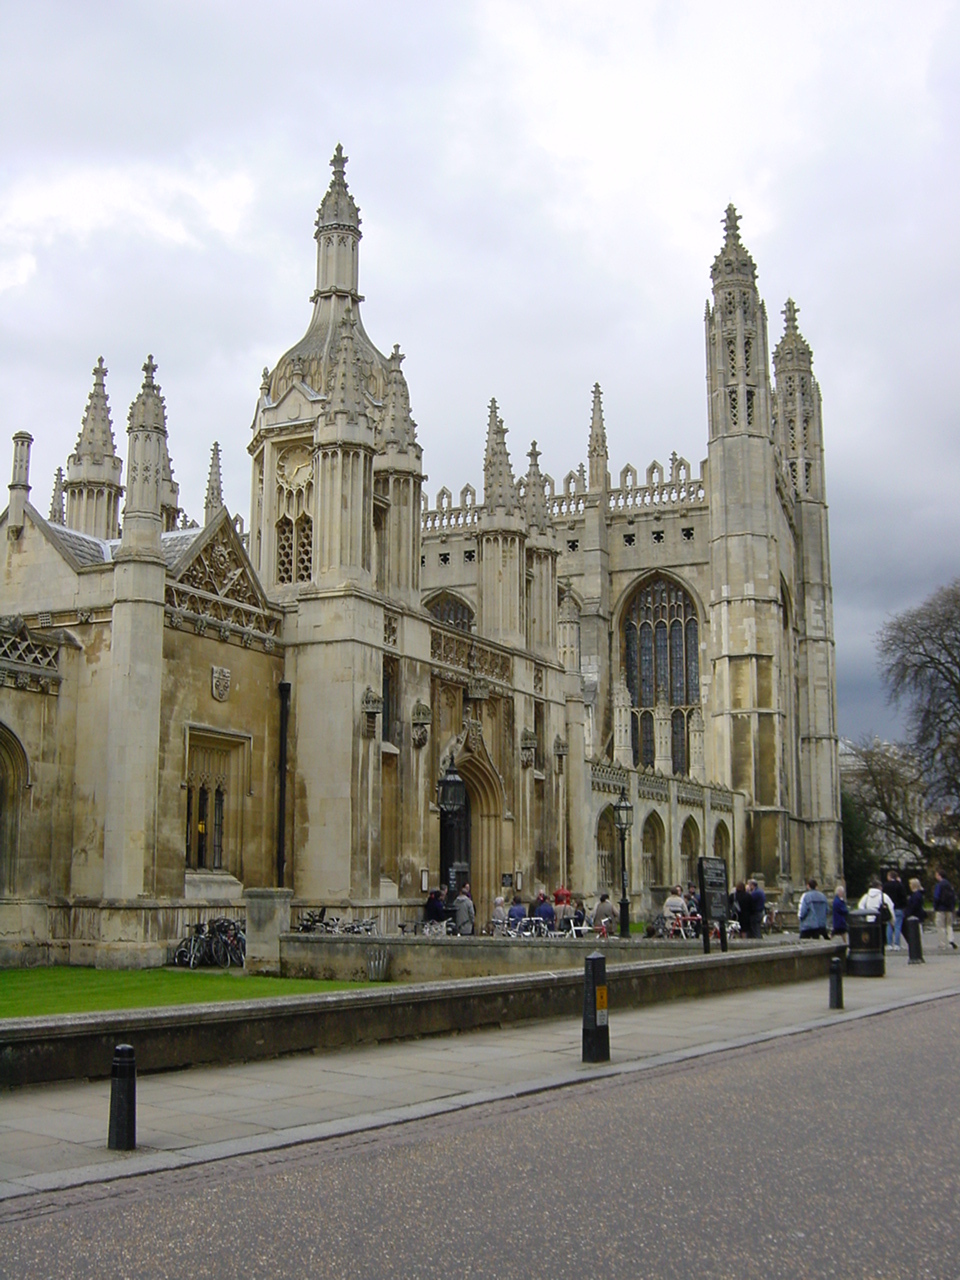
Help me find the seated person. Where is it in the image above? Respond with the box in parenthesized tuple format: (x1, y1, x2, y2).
(663, 886, 688, 920)
(492, 895, 508, 923)
(507, 895, 527, 924)
(573, 899, 586, 928)
(533, 891, 556, 928)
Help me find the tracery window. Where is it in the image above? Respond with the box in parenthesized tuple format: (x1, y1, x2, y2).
(184, 732, 246, 878)
(425, 591, 474, 633)
(623, 576, 700, 775)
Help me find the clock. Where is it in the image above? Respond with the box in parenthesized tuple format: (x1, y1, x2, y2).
(278, 445, 312, 489)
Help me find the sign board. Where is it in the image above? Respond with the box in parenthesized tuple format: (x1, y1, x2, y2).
(501, 873, 514, 889)
(697, 856, 729, 923)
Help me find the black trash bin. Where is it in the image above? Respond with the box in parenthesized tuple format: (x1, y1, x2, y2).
(846, 909, 885, 977)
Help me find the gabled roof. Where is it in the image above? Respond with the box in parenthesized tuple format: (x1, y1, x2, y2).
(167, 507, 272, 615)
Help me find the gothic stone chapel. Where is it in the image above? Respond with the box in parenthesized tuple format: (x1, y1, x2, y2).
(0, 147, 840, 965)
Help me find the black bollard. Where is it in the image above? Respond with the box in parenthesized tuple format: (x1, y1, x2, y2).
(829, 955, 843, 1009)
(108, 1044, 136, 1151)
(905, 915, 925, 964)
(582, 951, 610, 1063)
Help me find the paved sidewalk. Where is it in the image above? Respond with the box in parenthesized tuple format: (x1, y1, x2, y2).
(1, 948, 958, 1202)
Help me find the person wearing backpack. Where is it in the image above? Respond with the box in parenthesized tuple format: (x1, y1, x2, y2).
(932, 870, 958, 951)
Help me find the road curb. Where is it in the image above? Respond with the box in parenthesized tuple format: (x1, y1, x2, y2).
(1, 983, 957, 1208)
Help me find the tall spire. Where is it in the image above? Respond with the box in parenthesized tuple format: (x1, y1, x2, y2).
(587, 382, 608, 493)
(523, 441, 550, 533)
(73, 357, 117, 461)
(326, 310, 367, 427)
(482, 398, 517, 515)
(711, 202, 757, 288)
(204, 442, 224, 525)
(316, 144, 361, 236)
(380, 345, 419, 455)
(49, 467, 65, 525)
(64, 357, 124, 539)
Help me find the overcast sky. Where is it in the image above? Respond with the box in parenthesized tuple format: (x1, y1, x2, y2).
(1, 0, 957, 741)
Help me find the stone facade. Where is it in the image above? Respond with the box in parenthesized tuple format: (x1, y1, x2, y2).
(0, 151, 840, 964)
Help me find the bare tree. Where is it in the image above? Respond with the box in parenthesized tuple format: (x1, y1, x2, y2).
(845, 739, 931, 863)
(878, 579, 960, 840)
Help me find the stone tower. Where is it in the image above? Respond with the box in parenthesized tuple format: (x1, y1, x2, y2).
(477, 400, 525, 647)
(773, 299, 841, 882)
(102, 357, 169, 900)
(705, 206, 785, 884)
(63, 358, 123, 541)
(373, 345, 423, 608)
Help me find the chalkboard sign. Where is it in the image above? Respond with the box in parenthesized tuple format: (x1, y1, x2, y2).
(698, 856, 729, 923)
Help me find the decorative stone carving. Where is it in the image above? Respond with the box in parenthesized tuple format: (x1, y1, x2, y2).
(383, 612, 399, 647)
(361, 686, 383, 738)
(533, 665, 544, 694)
(553, 735, 568, 757)
(520, 728, 538, 768)
(467, 677, 489, 701)
(411, 699, 431, 749)
(211, 666, 231, 702)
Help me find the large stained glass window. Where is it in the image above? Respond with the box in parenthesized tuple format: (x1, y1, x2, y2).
(623, 576, 701, 775)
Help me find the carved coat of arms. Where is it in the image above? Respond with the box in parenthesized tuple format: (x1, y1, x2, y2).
(211, 666, 231, 702)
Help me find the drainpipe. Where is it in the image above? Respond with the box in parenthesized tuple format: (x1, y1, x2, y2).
(277, 680, 291, 888)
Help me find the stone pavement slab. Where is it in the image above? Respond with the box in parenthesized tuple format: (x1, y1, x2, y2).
(1, 948, 957, 1201)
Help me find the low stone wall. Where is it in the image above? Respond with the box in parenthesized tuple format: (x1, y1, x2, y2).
(0, 943, 841, 1088)
(280, 932, 714, 982)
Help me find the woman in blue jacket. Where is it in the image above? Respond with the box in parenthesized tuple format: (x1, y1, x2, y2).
(831, 882, 848, 939)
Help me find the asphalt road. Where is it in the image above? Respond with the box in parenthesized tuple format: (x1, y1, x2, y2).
(1, 999, 958, 1280)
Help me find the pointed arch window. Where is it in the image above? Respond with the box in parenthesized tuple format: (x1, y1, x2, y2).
(623, 576, 701, 776)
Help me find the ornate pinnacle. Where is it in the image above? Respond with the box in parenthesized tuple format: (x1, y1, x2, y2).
(588, 382, 608, 492)
(723, 203, 741, 245)
(74, 355, 117, 460)
(316, 142, 360, 233)
(524, 440, 550, 532)
(49, 467, 65, 525)
(783, 297, 799, 333)
(128, 355, 167, 435)
(260, 366, 270, 393)
(483, 397, 517, 515)
(204, 442, 224, 523)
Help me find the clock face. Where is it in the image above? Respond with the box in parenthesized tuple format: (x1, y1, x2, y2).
(278, 445, 312, 488)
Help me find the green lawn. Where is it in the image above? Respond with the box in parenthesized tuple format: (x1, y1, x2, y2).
(0, 967, 365, 1019)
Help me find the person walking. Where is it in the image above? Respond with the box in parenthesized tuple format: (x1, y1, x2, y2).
(932, 869, 957, 951)
(592, 893, 616, 932)
(747, 879, 766, 939)
(858, 878, 895, 949)
(798, 878, 829, 940)
(454, 883, 475, 935)
(831, 882, 848, 940)
(904, 878, 926, 930)
(884, 870, 907, 949)
(734, 881, 752, 938)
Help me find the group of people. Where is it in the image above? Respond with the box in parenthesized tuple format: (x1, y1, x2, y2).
(423, 867, 960, 950)
(732, 879, 767, 939)
(423, 883, 476, 935)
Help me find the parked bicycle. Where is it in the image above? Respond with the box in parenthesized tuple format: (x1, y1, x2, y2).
(173, 917, 245, 969)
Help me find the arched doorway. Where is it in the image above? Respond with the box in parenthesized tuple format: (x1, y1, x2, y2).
(448, 724, 505, 921)
(680, 817, 700, 885)
(440, 787, 471, 898)
(596, 806, 616, 892)
(642, 811, 665, 887)
(713, 820, 730, 873)
(0, 723, 28, 896)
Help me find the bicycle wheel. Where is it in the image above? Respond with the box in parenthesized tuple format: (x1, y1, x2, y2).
(211, 934, 229, 968)
(174, 942, 190, 967)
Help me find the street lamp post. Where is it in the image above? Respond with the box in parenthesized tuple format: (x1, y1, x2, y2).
(613, 785, 633, 940)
